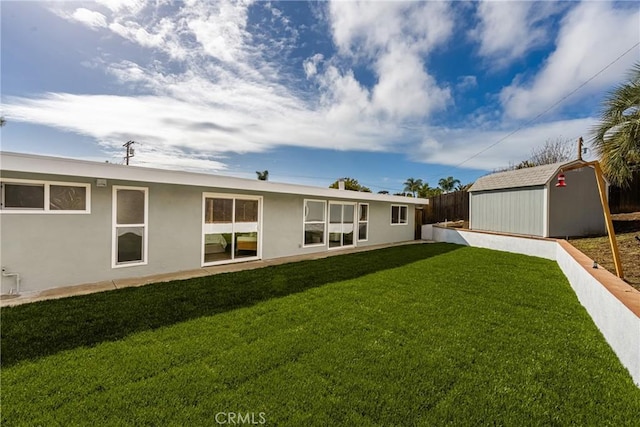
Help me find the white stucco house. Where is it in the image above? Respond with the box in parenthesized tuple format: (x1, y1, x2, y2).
(0, 152, 427, 294)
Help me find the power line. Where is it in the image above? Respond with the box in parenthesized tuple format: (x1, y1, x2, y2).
(434, 41, 640, 176)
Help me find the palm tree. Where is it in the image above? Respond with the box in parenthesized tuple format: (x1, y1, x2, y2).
(592, 62, 640, 187)
(403, 177, 423, 197)
(438, 176, 460, 193)
(455, 183, 472, 192)
(256, 170, 269, 181)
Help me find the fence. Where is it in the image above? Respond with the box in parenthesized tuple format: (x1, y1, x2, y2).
(609, 171, 640, 214)
(423, 191, 469, 224)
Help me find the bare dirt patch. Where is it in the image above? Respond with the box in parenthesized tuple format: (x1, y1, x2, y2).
(569, 212, 640, 291)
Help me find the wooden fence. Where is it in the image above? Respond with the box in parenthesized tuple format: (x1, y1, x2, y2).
(609, 171, 640, 214)
(423, 191, 469, 224)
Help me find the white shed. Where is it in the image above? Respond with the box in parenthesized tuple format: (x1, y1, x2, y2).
(468, 160, 606, 238)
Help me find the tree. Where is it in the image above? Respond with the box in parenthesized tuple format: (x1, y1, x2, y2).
(329, 177, 372, 192)
(417, 182, 441, 198)
(256, 170, 269, 181)
(592, 62, 640, 187)
(438, 176, 460, 193)
(403, 177, 423, 197)
(529, 137, 573, 166)
(455, 182, 473, 192)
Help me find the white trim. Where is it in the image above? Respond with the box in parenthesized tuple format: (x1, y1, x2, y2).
(542, 184, 549, 238)
(0, 178, 91, 214)
(302, 199, 327, 248)
(328, 201, 356, 250)
(112, 185, 149, 268)
(201, 192, 263, 267)
(390, 204, 408, 225)
(357, 203, 369, 242)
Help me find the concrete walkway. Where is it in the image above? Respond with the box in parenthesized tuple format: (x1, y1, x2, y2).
(1, 241, 426, 307)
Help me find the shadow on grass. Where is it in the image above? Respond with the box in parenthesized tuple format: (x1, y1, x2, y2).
(1, 243, 461, 367)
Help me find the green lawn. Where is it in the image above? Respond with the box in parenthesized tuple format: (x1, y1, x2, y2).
(2, 243, 639, 425)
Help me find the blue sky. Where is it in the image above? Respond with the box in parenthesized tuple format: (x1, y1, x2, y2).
(1, 1, 639, 193)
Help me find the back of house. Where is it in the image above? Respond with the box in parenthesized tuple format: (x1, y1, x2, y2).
(1, 152, 427, 295)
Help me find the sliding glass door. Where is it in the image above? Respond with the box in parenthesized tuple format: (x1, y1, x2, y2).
(203, 194, 261, 265)
(328, 202, 355, 248)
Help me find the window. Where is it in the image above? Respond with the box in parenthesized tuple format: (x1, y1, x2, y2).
(1, 179, 90, 213)
(329, 202, 355, 248)
(113, 186, 148, 267)
(203, 195, 261, 265)
(358, 204, 369, 241)
(304, 200, 326, 246)
(391, 205, 408, 225)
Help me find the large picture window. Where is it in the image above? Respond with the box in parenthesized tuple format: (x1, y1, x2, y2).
(304, 200, 326, 247)
(1, 179, 90, 213)
(113, 186, 148, 267)
(391, 205, 408, 225)
(203, 194, 261, 265)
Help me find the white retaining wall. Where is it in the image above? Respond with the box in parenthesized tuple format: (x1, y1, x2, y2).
(425, 225, 640, 387)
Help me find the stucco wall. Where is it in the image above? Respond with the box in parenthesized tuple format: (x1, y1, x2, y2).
(470, 187, 545, 237)
(548, 168, 606, 237)
(1, 172, 416, 293)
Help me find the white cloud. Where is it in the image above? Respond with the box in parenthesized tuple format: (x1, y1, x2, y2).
(456, 75, 477, 91)
(3, 0, 631, 177)
(71, 8, 108, 29)
(500, 1, 640, 120)
(417, 117, 597, 171)
(303, 53, 323, 78)
(470, 1, 562, 67)
(307, 1, 453, 124)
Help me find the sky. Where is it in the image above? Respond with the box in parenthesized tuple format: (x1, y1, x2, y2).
(1, 0, 639, 193)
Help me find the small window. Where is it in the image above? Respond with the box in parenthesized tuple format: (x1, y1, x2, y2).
(358, 204, 369, 241)
(50, 185, 87, 211)
(1, 180, 90, 213)
(3, 183, 45, 209)
(391, 205, 408, 225)
(304, 200, 326, 246)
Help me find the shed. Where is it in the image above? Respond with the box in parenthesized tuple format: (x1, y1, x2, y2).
(468, 160, 606, 238)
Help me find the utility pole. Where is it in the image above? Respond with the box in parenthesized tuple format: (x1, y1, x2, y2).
(123, 140, 135, 165)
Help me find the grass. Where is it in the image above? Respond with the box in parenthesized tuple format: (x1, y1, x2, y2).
(2, 243, 639, 425)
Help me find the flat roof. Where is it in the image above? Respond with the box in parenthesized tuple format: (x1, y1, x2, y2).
(0, 151, 428, 205)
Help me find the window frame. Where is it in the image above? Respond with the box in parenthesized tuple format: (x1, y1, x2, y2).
(391, 204, 408, 226)
(0, 178, 91, 214)
(112, 185, 149, 268)
(358, 203, 369, 242)
(202, 192, 263, 267)
(302, 199, 327, 248)
(328, 201, 356, 250)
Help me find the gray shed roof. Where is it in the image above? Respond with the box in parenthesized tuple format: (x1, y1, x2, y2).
(469, 160, 585, 192)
